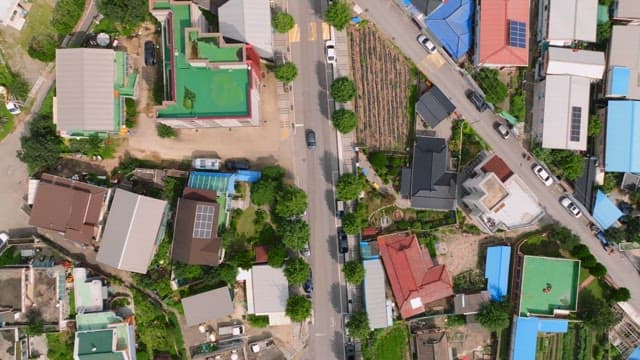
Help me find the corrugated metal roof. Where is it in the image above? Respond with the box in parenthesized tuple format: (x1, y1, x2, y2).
(181, 287, 233, 326)
(363, 259, 389, 329)
(219, 0, 273, 59)
(250, 265, 288, 314)
(425, 0, 474, 60)
(608, 26, 640, 100)
(592, 190, 624, 230)
(547, 0, 597, 43)
(609, 66, 631, 97)
(512, 317, 568, 360)
(476, 0, 530, 67)
(605, 100, 640, 172)
(614, 0, 640, 20)
(541, 75, 590, 151)
(484, 246, 511, 301)
(546, 47, 605, 79)
(55, 49, 116, 132)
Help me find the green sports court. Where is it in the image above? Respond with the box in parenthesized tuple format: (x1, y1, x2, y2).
(519, 256, 580, 316)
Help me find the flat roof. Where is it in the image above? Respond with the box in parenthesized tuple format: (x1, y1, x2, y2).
(519, 256, 580, 316)
(73, 268, 104, 313)
(250, 265, 288, 314)
(542, 75, 590, 151)
(547, 0, 597, 43)
(485, 246, 511, 301)
(181, 287, 233, 326)
(592, 190, 623, 230)
(605, 100, 640, 173)
(546, 47, 605, 79)
(76, 311, 123, 331)
(511, 317, 568, 360)
(608, 26, 640, 100)
(363, 259, 390, 329)
(614, 0, 640, 19)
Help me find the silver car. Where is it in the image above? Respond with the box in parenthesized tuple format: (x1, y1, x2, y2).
(417, 34, 437, 53)
(560, 196, 582, 218)
(532, 164, 554, 186)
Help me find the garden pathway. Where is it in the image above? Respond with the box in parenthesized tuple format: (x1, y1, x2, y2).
(579, 275, 596, 291)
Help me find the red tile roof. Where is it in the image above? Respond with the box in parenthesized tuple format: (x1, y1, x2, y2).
(477, 0, 530, 66)
(377, 232, 453, 319)
(254, 245, 269, 264)
(481, 155, 513, 182)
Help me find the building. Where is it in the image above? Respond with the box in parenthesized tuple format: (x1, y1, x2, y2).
(0, 268, 25, 318)
(29, 174, 110, 246)
(612, 0, 640, 24)
(400, 135, 457, 210)
(97, 189, 168, 274)
(55, 48, 137, 137)
(453, 292, 490, 315)
(606, 26, 640, 99)
(410, 0, 446, 17)
(605, 100, 640, 173)
(544, 47, 605, 79)
(0, 0, 29, 30)
(592, 190, 624, 230)
(509, 317, 568, 360)
(181, 287, 233, 327)
(377, 232, 453, 319)
(149, 0, 262, 128)
(172, 188, 222, 266)
(573, 156, 598, 210)
(414, 330, 449, 360)
(73, 268, 107, 313)
(425, 0, 474, 61)
(474, 0, 530, 67)
(415, 86, 455, 128)
(539, 0, 597, 45)
(218, 0, 273, 59)
(243, 265, 290, 325)
(485, 246, 512, 301)
(610, 304, 640, 358)
(362, 258, 392, 329)
(461, 155, 544, 233)
(74, 311, 136, 360)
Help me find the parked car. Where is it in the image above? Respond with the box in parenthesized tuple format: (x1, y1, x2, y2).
(532, 164, 554, 186)
(465, 89, 488, 112)
(6, 101, 20, 115)
(303, 274, 313, 294)
(494, 122, 510, 139)
(325, 40, 337, 64)
(0, 232, 9, 249)
(416, 34, 437, 53)
(560, 196, 582, 218)
(306, 129, 317, 149)
(336, 200, 345, 218)
(225, 158, 250, 171)
(144, 41, 156, 66)
(345, 342, 356, 360)
(338, 229, 348, 254)
(192, 158, 222, 171)
(301, 242, 311, 257)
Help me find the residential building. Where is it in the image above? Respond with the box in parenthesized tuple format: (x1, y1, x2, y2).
(218, 0, 273, 59)
(149, 0, 262, 128)
(425, 0, 474, 61)
(410, 0, 445, 17)
(474, 0, 530, 67)
(573, 156, 598, 211)
(610, 304, 640, 358)
(29, 174, 110, 246)
(461, 155, 544, 232)
(415, 86, 455, 128)
(400, 135, 457, 210)
(544, 47, 605, 80)
(538, 0, 597, 45)
(243, 265, 290, 325)
(605, 100, 640, 173)
(172, 187, 222, 266)
(55, 48, 137, 137)
(0, 0, 29, 30)
(592, 190, 624, 230)
(414, 330, 449, 360)
(377, 232, 453, 319)
(453, 292, 490, 315)
(74, 311, 136, 360)
(181, 287, 233, 327)
(362, 258, 392, 329)
(612, 0, 640, 24)
(606, 26, 640, 99)
(97, 189, 168, 274)
(485, 246, 511, 301)
(510, 317, 568, 360)
(73, 268, 107, 313)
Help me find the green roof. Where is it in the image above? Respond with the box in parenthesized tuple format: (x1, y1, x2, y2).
(519, 256, 580, 316)
(76, 312, 123, 331)
(76, 330, 116, 356)
(153, 1, 171, 9)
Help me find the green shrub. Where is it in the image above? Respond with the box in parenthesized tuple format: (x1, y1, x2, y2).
(247, 314, 269, 328)
(125, 98, 137, 128)
(156, 124, 177, 138)
(509, 94, 525, 122)
(27, 34, 57, 62)
(324, 1, 351, 31)
(332, 108, 358, 133)
(52, 0, 86, 35)
(272, 12, 295, 33)
(274, 62, 298, 83)
(330, 77, 357, 103)
(474, 68, 508, 105)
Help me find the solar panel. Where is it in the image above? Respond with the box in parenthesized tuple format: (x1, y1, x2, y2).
(193, 204, 215, 238)
(570, 106, 582, 142)
(508, 20, 527, 48)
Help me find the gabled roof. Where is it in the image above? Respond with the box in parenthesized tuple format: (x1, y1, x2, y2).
(425, 0, 474, 60)
(592, 190, 623, 230)
(377, 232, 453, 319)
(476, 0, 530, 67)
(541, 75, 590, 151)
(485, 246, 511, 301)
(511, 317, 568, 360)
(607, 26, 640, 100)
(545, 47, 605, 79)
(415, 330, 449, 360)
(363, 259, 390, 329)
(605, 100, 640, 172)
(547, 0, 597, 43)
(219, 0, 273, 59)
(97, 189, 167, 274)
(415, 86, 456, 128)
(408, 135, 457, 210)
(181, 287, 233, 326)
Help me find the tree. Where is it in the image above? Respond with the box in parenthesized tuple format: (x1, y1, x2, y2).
(227, 248, 254, 270)
(216, 263, 238, 285)
(548, 150, 584, 181)
(579, 290, 616, 331)
(590, 263, 607, 278)
(571, 244, 590, 258)
(284, 257, 311, 285)
(27, 34, 57, 62)
(626, 216, 640, 243)
(580, 254, 597, 268)
(274, 185, 307, 218)
(247, 314, 269, 328)
(51, 0, 86, 35)
(274, 62, 298, 83)
(330, 77, 357, 102)
(474, 68, 508, 105)
(324, 1, 351, 31)
(476, 301, 512, 332)
(251, 179, 279, 206)
(343, 260, 365, 284)
(286, 294, 312, 322)
(368, 152, 389, 173)
(610, 287, 631, 303)
(601, 173, 620, 194)
(342, 212, 362, 235)
(156, 124, 177, 138)
(630, 188, 640, 208)
(279, 219, 310, 251)
(332, 109, 358, 133)
(272, 12, 295, 33)
(548, 225, 580, 252)
(98, 0, 148, 29)
(605, 227, 626, 244)
(262, 165, 286, 181)
(346, 310, 370, 339)
(336, 173, 367, 201)
(588, 116, 604, 137)
(267, 245, 287, 268)
(18, 116, 63, 174)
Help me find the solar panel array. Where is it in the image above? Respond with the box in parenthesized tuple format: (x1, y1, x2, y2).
(509, 21, 527, 48)
(570, 106, 582, 142)
(193, 204, 215, 238)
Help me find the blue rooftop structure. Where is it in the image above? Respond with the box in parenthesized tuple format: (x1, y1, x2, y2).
(605, 100, 640, 172)
(425, 0, 474, 60)
(188, 170, 262, 195)
(629, 346, 640, 360)
(360, 241, 379, 260)
(485, 246, 511, 301)
(511, 317, 568, 360)
(610, 66, 631, 97)
(592, 190, 623, 230)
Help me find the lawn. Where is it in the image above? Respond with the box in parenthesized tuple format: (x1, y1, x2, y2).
(18, 0, 56, 50)
(0, 247, 21, 266)
(235, 206, 257, 237)
(46, 332, 74, 360)
(0, 113, 15, 141)
(364, 323, 409, 360)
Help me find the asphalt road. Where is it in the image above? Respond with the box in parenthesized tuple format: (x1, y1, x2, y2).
(287, 1, 345, 359)
(355, 0, 640, 312)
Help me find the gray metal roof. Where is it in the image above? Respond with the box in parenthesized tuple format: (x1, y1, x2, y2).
(363, 259, 389, 329)
(415, 87, 456, 128)
(219, 0, 273, 59)
(250, 265, 288, 314)
(573, 156, 598, 211)
(97, 189, 168, 274)
(55, 48, 115, 132)
(182, 287, 233, 326)
(409, 135, 457, 210)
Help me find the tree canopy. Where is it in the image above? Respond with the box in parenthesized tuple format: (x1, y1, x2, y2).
(278, 219, 310, 251)
(284, 257, 311, 285)
(324, 1, 351, 31)
(590, 263, 607, 278)
(262, 165, 286, 181)
(215, 263, 238, 285)
(343, 260, 365, 284)
(336, 173, 367, 201)
(286, 294, 312, 322)
(474, 68, 508, 105)
(51, 0, 86, 35)
(332, 109, 358, 133)
(98, 0, 148, 29)
(272, 12, 295, 33)
(476, 301, 511, 332)
(610, 287, 631, 303)
(274, 62, 298, 83)
(251, 179, 279, 206)
(28, 34, 57, 62)
(330, 77, 357, 103)
(346, 310, 370, 339)
(341, 213, 362, 235)
(18, 116, 63, 174)
(274, 185, 308, 218)
(588, 116, 603, 137)
(267, 245, 287, 268)
(605, 227, 626, 244)
(579, 290, 616, 331)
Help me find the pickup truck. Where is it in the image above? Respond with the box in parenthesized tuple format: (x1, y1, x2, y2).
(217, 322, 244, 340)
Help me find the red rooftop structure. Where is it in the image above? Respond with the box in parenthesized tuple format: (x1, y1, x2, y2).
(377, 232, 453, 319)
(475, 0, 530, 67)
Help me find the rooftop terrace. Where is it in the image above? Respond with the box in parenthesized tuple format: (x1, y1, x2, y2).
(519, 256, 580, 316)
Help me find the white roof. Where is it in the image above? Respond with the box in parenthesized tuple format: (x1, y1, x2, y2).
(219, 0, 273, 59)
(181, 287, 233, 326)
(547, 0, 597, 43)
(614, 0, 640, 20)
(248, 265, 288, 314)
(546, 47, 605, 79)
(72, 268, 104, 313)
(0, 0, 18, 24)
(363, 259, 390, 329)
(608, 26, 640, 100)
(542, 75, 590, 151)
(492, 175, 545, 229)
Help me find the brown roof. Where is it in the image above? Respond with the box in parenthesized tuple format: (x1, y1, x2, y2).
(29, 174, 108, 244)
(172, 188, 221, 266)
(415, 330, 449, 360)
(481, 155, 514, 182)
(254, 245, 268, 264)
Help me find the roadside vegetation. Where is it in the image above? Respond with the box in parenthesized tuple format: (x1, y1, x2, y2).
(367, 151, 407, 188)
(449, 119, 490, 166)
(272, 12, 295, 33)
(156, 123, 177, 138)
(473, 68, 508, 105)
(331, 108, 358, 134)
(274, 62, 298, 83)
(330, 77, 357, 103)
(531, 144, 584, 181)
(97, 0, 149, 36)
(324, 1, 351, 31)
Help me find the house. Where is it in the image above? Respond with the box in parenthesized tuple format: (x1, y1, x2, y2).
(0, 268, 63, 326)
(96, 189, 168, 274)
(218, 0, 273, 59)
(610, 304, 640, 358)
(573, 156, 598, 210)
(544, 47, 605, 80)
(172, 188, 222, 266)
(510, 317, 568, 360)
(461, 154, 545, 232)
(0, 0, 30, 31)
(612, 0, 640, 24)
(74, 311, 136, 360)
(73, 268, 107, 313)
(605, 100, 640, 173)
(425, 0, 474, 61)
(414, 330, 449, 360)
(592, 190, 624, 230)
(485, 246, 511, 301)
(29, 174, 110, 246)
(415, 86, 456, 128)
(409, 0, 446, 17)
(149, 0, 262, 128)
(377, 232, 453, 319)
(606, 26, 640, 99)
(474, 0, 530, 67)
(55, 48, 137, 137)
(539, 0, 597, 45)
(243, 265, 290, 325)
(453, 292, 490, 315)
(400, 135, 457, 210)
(181, 287, 233, 327)
(363, 258, 392, 329)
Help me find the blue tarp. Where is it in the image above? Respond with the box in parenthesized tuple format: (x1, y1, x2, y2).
(629, 346, 640, 360)
(610, 66, 630, 97)
(189, 170, 261, 196)
(605, 100, 640, 173)
(235, 170, 262, 183)
(425, 0, 474, 60)
(592, 190, 623, 230)
(512, 317, 568, 360)
(485, 246, 511, 301)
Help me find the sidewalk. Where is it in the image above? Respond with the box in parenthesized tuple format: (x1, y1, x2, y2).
(272, 0, 294, 132)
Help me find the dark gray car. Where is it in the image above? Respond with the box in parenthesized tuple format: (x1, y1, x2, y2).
(466, 89, 488, 112)
(306, 129, 317, 149)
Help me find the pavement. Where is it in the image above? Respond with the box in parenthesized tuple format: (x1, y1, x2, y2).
(353, 0, 640, 316)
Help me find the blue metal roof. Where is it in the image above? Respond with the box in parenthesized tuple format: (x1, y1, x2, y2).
(605, 100, 640, 172)
(629, 346, 640, 360)
(485, 246, 511, 301)
(538, 318, 569, 333)
(592, 190, 623, 230)
(610, 66, 630, 97)
(512, 317, 568, 360)
(235, 170, 261, 183)
(425, 0, 474, 60)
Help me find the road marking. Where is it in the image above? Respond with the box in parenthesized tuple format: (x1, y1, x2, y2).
(281, 128, 289, 139)
(289, 24, 300, 43)
(322, 22, 331, 40)
(308, 22, 317, 41)
(420, 53, 445, 69)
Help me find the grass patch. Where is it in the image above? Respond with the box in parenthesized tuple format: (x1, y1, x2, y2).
(449, 119, 490, 166)
(0, 115, 15, 141)
(235, 206, 257, 237)
(0, 247, 21, 266)
(363, 323, 409, 360)
(18, 0, 56, 50)
(46, 332, 74, 360)
(584, 278, 606, 300)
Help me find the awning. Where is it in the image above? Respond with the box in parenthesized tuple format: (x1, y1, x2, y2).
(499, 111, 519, 125)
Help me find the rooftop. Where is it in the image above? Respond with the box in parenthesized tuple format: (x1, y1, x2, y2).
(181, 287, 233, 326)
(605, 100, 640, 173)
(75, 329, 119, 359)
(573, 156, 598, 210)
(415, 330, 449, 360)
(607, 25, 640, 100)
(519, 256, 580, 316)
(247, 265, 288, 315)
(73, 268, 105, 313)
(511, 317, 569, 360)
(541, 75, 590, 151)
(545, 47, 605, 79)
(475, 0, 530, 67)
(218, 0, 273, 59)
(485, 246, 511, 301)
(453, 291, 490, 315)
(415, 86, 456, 128)
(76, 311, 123, 331)
(425, 0, 474, 60)
(592, 190, 623, 230)
(547, 0, 597, 43)
(363, 259, 391, 329)
(613, 0, 640, 20)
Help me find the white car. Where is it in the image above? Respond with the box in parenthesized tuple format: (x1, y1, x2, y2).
(560, 197, 582, 218)
(0, 232, 8, 248)
(417, 34, 437, 53)
(325, 40, 336, 64)
(192, 158, 222, 171)
(6, 101, 20, 115)
(532, 164, 553, 186)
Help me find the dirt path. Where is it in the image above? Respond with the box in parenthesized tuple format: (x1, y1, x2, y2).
(579, 275, 596, 291)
